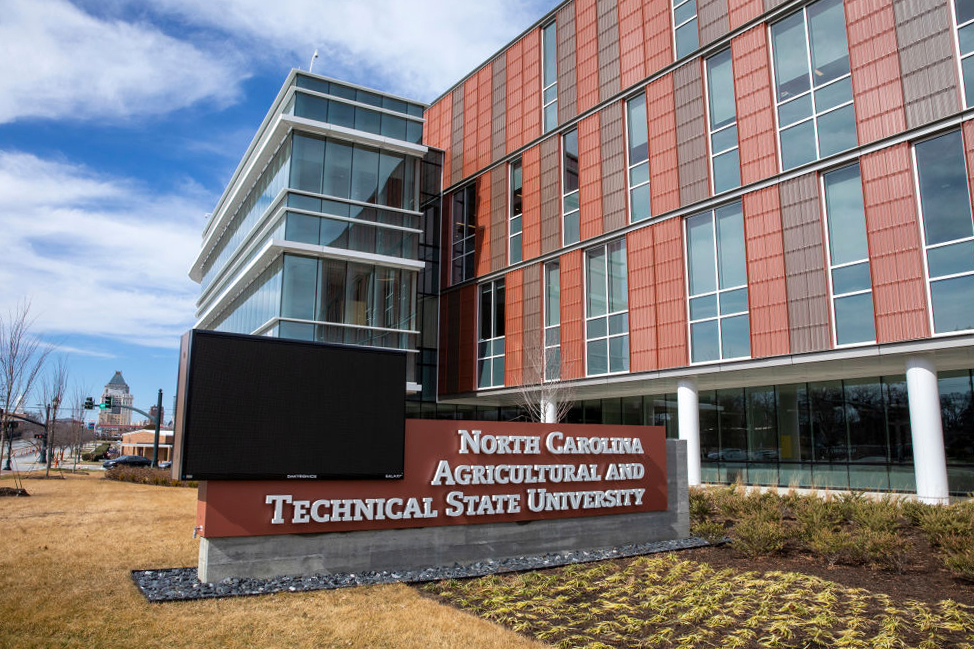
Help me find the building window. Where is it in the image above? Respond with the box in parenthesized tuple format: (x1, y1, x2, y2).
(770, 0, 856, 171)
(545, 261, 561, 381)
(705, 49, 741, 194)
(673, 0, 698, 59)
(478, 280, 506, 388)
(542, 21, 558, 133)
(626, 93, 651, 222)
(563, 129, 580, 245)
(822, 163, 875, 345)
(451, 184, 476, 284)
(509, 160, 523, 264)
(586, 239, 629, 376)
(955, 0, 974, 107)
(915, 131, 974, 334)
(686, 202, 750, 362)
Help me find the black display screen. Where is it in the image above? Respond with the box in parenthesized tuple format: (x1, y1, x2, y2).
(173, 330, 405, 480)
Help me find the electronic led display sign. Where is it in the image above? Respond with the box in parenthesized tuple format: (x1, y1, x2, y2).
(172, 330, 405, 481)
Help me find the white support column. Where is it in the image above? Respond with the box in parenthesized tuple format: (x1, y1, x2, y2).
(906, 356, 950, 504)
(540, 397, 558, 424)
(678, 378, 701, 486)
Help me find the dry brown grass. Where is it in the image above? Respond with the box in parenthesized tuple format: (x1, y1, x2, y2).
(0, 473, 545, 649)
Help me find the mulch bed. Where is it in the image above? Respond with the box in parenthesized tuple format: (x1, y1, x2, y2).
(683, 526, 974, 607)
(0, 487, 29, 497)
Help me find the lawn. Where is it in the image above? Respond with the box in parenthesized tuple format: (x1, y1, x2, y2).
(0, 472, 543, 649)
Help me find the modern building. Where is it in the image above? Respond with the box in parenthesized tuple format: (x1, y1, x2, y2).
(99, 371, 134, 427)
(190, 70, 441, 395)
(194, 0, 974, 502)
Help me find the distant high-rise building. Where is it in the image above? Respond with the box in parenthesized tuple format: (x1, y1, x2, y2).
(99, 371, 134, 427)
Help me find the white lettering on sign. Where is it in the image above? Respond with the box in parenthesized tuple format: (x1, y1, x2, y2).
(264, 424, 656, 528)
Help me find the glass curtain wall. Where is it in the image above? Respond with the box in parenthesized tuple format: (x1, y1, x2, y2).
(585, 239, 629, 375)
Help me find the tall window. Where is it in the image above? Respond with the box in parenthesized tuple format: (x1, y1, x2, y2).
(509, 160, 523, 263)
(545, 261, 561, 381)
(478, 280, 506, 388)
(626, 93, 651, 222)
(955, 0, 974, 107)
(770, 0, 856, 170)
(563, 129, 580, 245)
(915, 131, 974, 333)
(586, 239, 629, 376)
(686, 202, 750, 362)
(542, 21, 558, 133)
(706, 49, 741, 194)
(822, 164, 875, 345)
(451, 184, 476, 284)
(673, 0, 698, 59)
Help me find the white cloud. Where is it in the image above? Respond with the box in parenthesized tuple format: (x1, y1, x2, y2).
(0, 150, 205, 348)
(124, 0, 562, 102)
(0, 0, 246, 124)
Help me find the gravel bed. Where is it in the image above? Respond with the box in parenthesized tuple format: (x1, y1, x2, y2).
(132, 536, 710, 602)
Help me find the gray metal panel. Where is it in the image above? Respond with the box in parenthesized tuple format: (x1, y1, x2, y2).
(522, 263, 543, 384)
(492, 53, 507, 164)
(697, 0, 729, 47)
(450, 85, 465, 187)
(600, 103, 628, 234)
(597, 0, 621, 103)
(198, 440, 690, 582)
(673, 62, 710, 207)
(541, 137, 562, 255)
(491, 166, 508, 272)
(557, 2, 578, 126)
(894, 0, 961, 129)
(779, 174, 831, 354)
(763, 0, 788, 11)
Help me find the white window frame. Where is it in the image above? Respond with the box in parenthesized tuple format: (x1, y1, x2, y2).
(509, 159, 523, 264)
(477, 280, 506, 388)
(544, 260, 561, 381)
(584, 239, 629, 377)
(626, 92, 651, 223)
(704, 48, 741, 195)
(673, 0, 699, 59)
(563, 128, 580, 246)
(542, 21, 559, 133)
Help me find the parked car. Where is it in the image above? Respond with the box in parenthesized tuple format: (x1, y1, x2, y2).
(102, 455, 152, 469)
(157, 461, 172, 470)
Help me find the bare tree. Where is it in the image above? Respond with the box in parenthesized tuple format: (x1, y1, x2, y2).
(68, 380, 96, 471)
(0, 300, 53, 476)
(41, 356, 69, 478)
(514, 341, 577, 423)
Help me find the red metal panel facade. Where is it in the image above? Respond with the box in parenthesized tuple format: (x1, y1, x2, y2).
(560, 249, 586, 381)
(861, 144, 930, 342)
(505, 268, 524, 387)
(424, 93, 452, 185)
(458, 284, 478, 393)
(576, 0, 601, 114)
(475, 173, 492, 278)
(845, 0, 907, 145)
(646, 76, 680, 216)
(462, 74, 480, 179)
(653, 218, 688, 369)
(618, 0, 647, 89)
(522, 144, 543, 261)
(521, 28, 542, 145)
(732, 26, 777, 186)
(506, 36, 524, 154)
(476, 64, 494, 173)
(728, 0, 761, 30)
(579, 112, 604, 241)
(644, 0, 674, 77)
(627, 227, 658, 372)
(743, 187, 791, 358)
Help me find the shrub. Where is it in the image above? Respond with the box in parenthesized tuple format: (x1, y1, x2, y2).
(691, 519, 727, 545)
(944, 547, 974, 582)
(688, 488, 713, 524)
(104, 466, 197, 488)
(732, 513, 786, 557)
(848, 496, 900, 534)
(81, 443, 111, 462)
(790, 495, 842, 543)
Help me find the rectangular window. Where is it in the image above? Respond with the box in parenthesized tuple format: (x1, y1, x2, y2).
(542, 21, 558, 133)
(509, 160, 523, 264)
(563, 129, 580, 245)
(585, 239, 629, 376)
(770, 0, 856, 170)
(955, 0, 974, 107)
(478, 280, 506, 388)
(705, 49, 741, 194)
(915, 130, 974, 334)
(686, 202, 750, 362)
(544, 261, 561, 381)
(673, 0, 699, 59)
(626, 93, 651, 222)
(451, 184, 477, 284)
(822, 163, 876, 345)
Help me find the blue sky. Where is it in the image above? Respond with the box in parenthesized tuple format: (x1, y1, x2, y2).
(0, 0, 562, 421)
